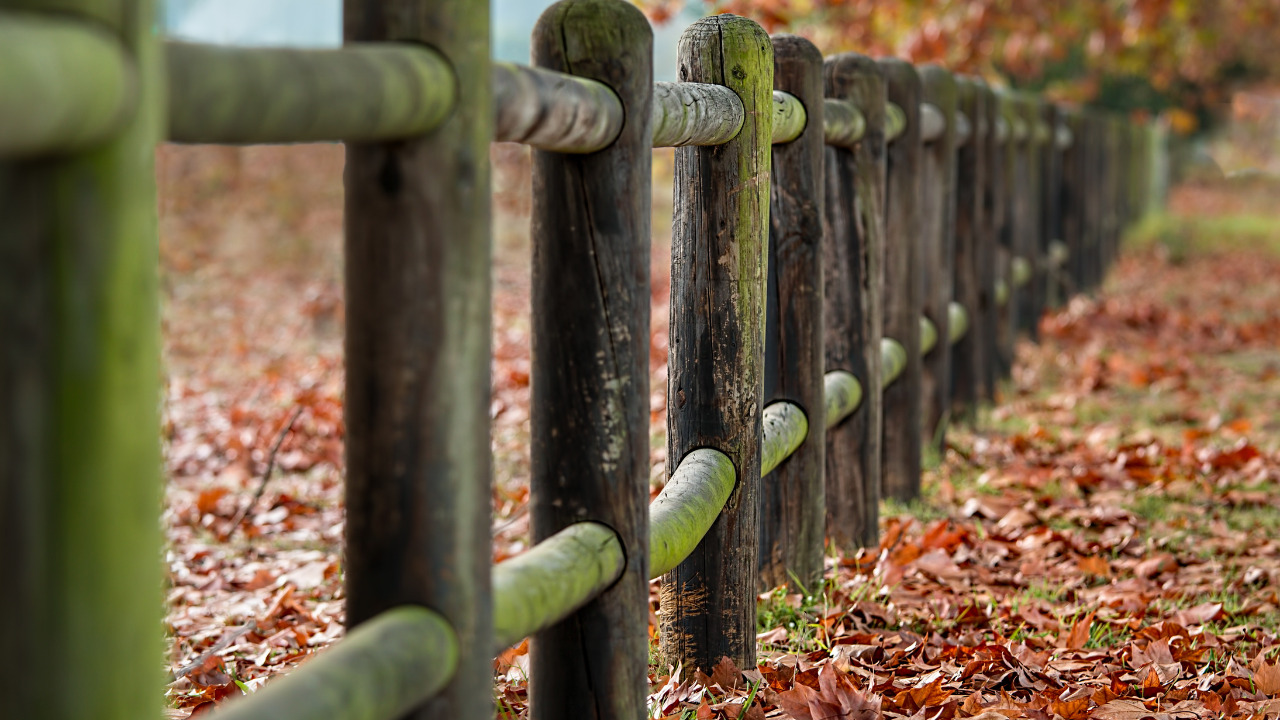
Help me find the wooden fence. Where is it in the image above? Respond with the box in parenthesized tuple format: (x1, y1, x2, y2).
(0, 0, 1161, 719)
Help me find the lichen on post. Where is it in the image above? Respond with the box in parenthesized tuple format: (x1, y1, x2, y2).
(527, 1, 654, 718)
(0, 0, 165, 718)
(661, 13, 773, 673)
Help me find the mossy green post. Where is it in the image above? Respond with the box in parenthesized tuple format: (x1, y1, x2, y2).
(0, 13, 136, 157)
(0, 0, 163, 719)
(662, 13, 773, 673)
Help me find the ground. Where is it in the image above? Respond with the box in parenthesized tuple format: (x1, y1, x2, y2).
(157, 143, 1280, 719)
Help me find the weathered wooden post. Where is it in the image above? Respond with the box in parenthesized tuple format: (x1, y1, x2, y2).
(994, 91, 1019, 373)
(1040, 102, 1065, 309)
(661, 13, 772, 672)
(1078, 111, 1099, 291)
(951, 76, 985, 414)
(0, 1, 164, 718)
(977, 82, 1002, 402)
(1102, 115, 1120, 277)
(1061, 109, 1085, 294)
(918, 66, 957, 448)
(759, 34, 826, 590)
(1014, 95, 1044, 338)
(527, 2, 652, 718)
(343, 0, 493, 717)
(2, 1, 163, 717)
(822, 53, 885, 547)
(877, 59, 923, 503)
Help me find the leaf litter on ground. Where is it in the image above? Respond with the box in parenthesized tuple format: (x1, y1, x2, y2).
(159, 147, 1280, 719)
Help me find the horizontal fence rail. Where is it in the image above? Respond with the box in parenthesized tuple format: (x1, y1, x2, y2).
(0, 11, 138, 156)
(1, 1, 1165, 719)
(167, 41, 457, 144)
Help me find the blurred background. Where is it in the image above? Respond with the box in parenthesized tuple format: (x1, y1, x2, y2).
(158, 2, 1280, 703)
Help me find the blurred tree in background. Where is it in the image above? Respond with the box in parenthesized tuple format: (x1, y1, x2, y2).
(639, 0, 1280, 133)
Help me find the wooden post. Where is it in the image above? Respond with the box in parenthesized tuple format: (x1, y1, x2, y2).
(1014, 95, 1043, 339)
(977, 82, 1001, 402)
(527, 2, 651, 718)
(951, 77, 985, 415)
(661, 13, 772, 673)
(994, 91, 1018, 375)
(1061, 110, 1084, 295)
(759, 34, 826, 591)
(918, 66, 957, 449)
(0, 0, 164, 718)
(822, 53, 885, 548)
(1079, 112, 1098, 291)
(1041, 102, 1065, 309)
(343, 0, 493, 718)
(877, 59, 922, 503)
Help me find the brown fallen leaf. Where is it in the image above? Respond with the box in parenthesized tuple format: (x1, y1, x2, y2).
(775, 665, 881, 720)
(1255, 657, 1280, 696)
(1077, 555, 1112, 578)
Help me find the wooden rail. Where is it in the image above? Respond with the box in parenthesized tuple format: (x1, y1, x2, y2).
(0, 1, 1164, 719)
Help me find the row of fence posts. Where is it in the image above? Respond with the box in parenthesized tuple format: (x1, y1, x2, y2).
(0, 0, 1161, 719)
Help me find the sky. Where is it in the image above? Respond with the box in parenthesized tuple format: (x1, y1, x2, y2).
(162, 0, 699, 81)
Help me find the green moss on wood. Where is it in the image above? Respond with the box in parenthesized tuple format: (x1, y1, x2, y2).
(822, 98, 865, 148)
(651, 81, 743, 147)
(648, 448, 736, 579)
(822, 370, 863, 430)
(760, 401, 807, 476)
(0, 12, 136, 157)
(492, 60, 622, 152)
(881, 338, 907, 389)
(0, 0, 165, 717)
(920, 316, 938, 356)
(884, 101, 906, 142)
(492, 522, 625, 649)
(1011, 255, 1033, 287)
(771, 90, 806, 144)
(167, 41, 456, 144)
(948, 301, 969, 345)
(919, 101, 945, 142)
(210, 608, 458, 720)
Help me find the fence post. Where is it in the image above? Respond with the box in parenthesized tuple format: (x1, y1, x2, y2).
(1, 2, 164, 717)
(661, 13, 772, 673)
(918, 66, 957, 449)
(1040, 102, 1065, 309)
(526, 2, 652, 718)
(1061, 109, 1085, 294)
(951, 76, 985, 415)
(759, 35, 826, 590)
(877, 59, 923, 503)
(342, 0, 493, 717)
(1014, 95, 1043, 338)
(1079, 112, 1099, 290)
(995, 91, 1021, 368)
(977, 82, 1002, 402)
(822, 53, 885, 548)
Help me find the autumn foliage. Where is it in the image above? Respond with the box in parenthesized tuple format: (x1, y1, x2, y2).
(641, 0, 1280, 128)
